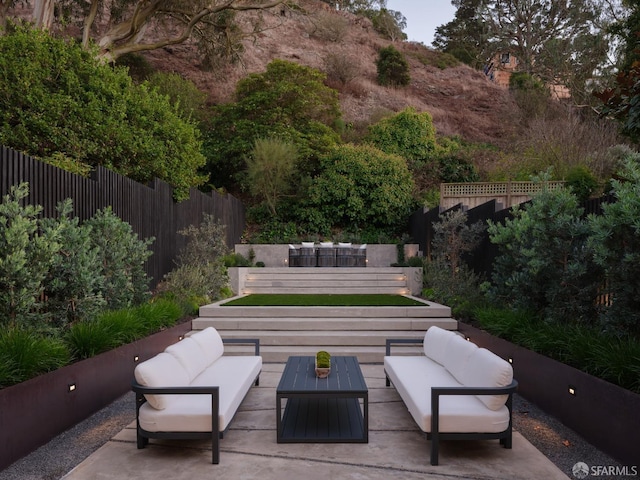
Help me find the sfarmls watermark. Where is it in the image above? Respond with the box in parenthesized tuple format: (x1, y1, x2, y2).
(572, 462, 638, 478)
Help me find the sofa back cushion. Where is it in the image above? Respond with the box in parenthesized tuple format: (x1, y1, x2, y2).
(134, 352, 190, 410)
(460, 348, 514, 410)
(165, 337, 209, 382)
(423, 326, 456, 365)
(189, 327, 225, 366)
(440, 335, 478, 383)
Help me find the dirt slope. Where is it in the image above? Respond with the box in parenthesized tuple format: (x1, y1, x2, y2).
(140, 0, 519, 146)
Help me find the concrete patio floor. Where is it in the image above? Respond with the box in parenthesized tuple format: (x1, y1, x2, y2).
(61, 363, 569, 480)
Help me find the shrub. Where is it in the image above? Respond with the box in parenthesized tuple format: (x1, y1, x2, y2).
(423, 209, 486, 318)
(85, 208, 154, 310)
(146, 72, 208, 121)
(310, 11, 349, 42)
(588, 156, 640, 334)
(376, 45, 410, 87)
(303, 144, 415, 232)
(487, 177, 601, 324)
(0, 183, 61, 327)
(41, 199, 106, 328)
(566, 165, 599, 202)
(157, 215, 230, 305)
(365, 107, 437, 171)
(323, 50, 360, 87)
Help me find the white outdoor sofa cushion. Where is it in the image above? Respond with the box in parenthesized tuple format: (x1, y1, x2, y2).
(132, 327, 261, 464)
(384, 326, 517, 465)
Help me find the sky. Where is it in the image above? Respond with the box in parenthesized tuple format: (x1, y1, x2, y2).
(385, 0, 457, 46)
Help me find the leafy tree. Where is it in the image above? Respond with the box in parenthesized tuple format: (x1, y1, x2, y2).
(435, 0, 615, 100)
(203, 59, 341, 192)
(146, 72, 208, 122)
(0, 25, 207, 200)
(432, 0, 488, 67)
(303, 144, 415, 232)
(486, 175, 601, 324)
(588, 155, 640, 333)
(3, 0, 286, 62)
(376, 44, 410, 86)
(245, 138, 298, 216)
(479, 0, 608, 97)
(370, 8, 407, 41)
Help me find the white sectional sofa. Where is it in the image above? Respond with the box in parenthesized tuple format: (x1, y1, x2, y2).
(132, 327, 262, 464)
(384, 326, 517, 465)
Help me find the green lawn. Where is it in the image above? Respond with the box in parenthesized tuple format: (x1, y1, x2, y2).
(221, 294, 427, 307)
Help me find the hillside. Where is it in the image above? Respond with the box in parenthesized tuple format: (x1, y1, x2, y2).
(140, 0, 520, 147)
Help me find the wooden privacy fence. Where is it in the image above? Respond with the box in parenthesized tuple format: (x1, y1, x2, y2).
(0, 146, 245, 287)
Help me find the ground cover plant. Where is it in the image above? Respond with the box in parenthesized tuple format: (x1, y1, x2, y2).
(221, 294, 427, 307)
(0, 298, 183, 388)
(473, 306, 640, 394)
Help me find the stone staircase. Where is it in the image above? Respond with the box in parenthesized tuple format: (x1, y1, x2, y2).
(230, 267, 422, 295)
(193, 267, 458, 363)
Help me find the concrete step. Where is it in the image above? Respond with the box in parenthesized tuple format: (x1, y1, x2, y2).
(223, 344, 424, 364)
(192, 317, 457, 331)
(235, 267, 419, 295)
(199, 303, 451, 318)
(243, 287, 410, 294)
(220, 330, 424, 346)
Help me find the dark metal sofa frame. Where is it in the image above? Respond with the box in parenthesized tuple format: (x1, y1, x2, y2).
(132, 338, 260, 464)
(384, 338, 518, 465)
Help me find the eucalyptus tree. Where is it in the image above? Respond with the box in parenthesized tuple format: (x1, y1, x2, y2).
(4, 0, 287, 62)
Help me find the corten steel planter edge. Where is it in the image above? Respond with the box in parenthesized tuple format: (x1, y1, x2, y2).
(0, 320, 192, 471)
(458, 322, 640, 466)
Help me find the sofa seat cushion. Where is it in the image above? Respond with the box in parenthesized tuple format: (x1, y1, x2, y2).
(138, 355, 262, 433)
(384, 356, 510, 434)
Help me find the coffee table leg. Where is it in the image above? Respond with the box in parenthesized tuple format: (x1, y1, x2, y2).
(276, 394, 282, 442)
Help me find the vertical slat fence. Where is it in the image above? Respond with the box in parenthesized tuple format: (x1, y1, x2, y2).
(0, 146, 245, 288)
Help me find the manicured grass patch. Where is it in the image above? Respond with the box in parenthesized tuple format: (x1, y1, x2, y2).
(221, 294, 427, 307)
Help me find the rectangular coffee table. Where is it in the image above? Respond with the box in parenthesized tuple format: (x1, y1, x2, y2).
(276, 355, 368, 443)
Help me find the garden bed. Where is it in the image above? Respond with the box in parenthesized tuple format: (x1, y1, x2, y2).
(0, 321, 193, 470)
(458, 322, 640, 465)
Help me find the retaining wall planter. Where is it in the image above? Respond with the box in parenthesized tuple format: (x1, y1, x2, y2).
(0, 321, 192, 470)
(458, 322, 640, 465)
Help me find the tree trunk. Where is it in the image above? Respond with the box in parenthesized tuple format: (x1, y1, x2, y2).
(32, 0, 54, 29)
